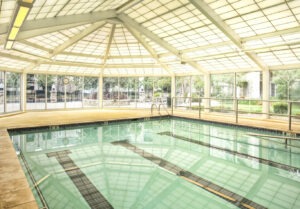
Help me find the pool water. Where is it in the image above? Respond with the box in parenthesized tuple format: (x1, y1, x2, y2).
(9, 117, 300, 209)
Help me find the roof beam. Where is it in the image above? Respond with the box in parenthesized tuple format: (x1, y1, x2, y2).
(60, 52, 153, 59)
(51, 22, 107, 56)
(23, 10, 116, 33)
(0, 10, 116, 37)
(189, 0, 268, 71)
(242, 26, 300, 42)
(116, 0, 144, 13)
(40, 61, 160, 68)
(126, 25, 174, 75)
(26, 22, 107, 72)
(269, 64, 300, 71)
(118, 13, 206, 73)
(0, 52, 34, 63)
(103, 24, 116, 65)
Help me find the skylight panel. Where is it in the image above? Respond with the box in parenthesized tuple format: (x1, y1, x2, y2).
(168, 62, 199, 74)
(13, 42, 49, 57)
(0, 0, 16, 24)
(197, 54, 257, 71)
(0, 57, 31, 70)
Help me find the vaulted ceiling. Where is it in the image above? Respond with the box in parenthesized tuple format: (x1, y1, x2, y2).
(0, 0, 300, 76)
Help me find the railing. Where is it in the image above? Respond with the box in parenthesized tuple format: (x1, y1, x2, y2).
(151, 103, 170, 116)
(172, 97, 300, 131)
(151, 103, 158, 115)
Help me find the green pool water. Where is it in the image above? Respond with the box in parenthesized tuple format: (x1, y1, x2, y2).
(9, 117, 300, 209)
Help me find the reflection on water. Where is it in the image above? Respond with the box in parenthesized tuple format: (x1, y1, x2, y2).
(10, 118, 300, 209)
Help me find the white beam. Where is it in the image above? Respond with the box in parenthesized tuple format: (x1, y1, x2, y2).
(116, 0, 144, 13)
(189, 0, 268, 71)
(242, 26, 300, 42)
(0, 52, 35, 63)
(269, 64, 300, 71)
(40, 61, 161, 68)
(26, 10, 115, 34)
(60, 52, 153, 59)
(126, 25, 174, 75)
(51, 22, 107, 56)
(103, 24, 116, 64)
(118, 13, 206, 73)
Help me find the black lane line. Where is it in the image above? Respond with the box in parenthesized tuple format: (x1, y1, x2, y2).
(47, 150, 113, 209)
(112, 140, 266, 209)
(159, 131, 300, 173)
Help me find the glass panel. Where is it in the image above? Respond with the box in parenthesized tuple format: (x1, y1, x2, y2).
(119, 77, 137, 108)
(26, 74, 46, 110)
(65, 76, 83, 109)
(103, 77, 118, 107)
(191, 75, 204, 111)
(137, 77, 153, 108)
(210, 74, 234, 113)
(0, 71, 4, 113)
(47, 75, 65, 109)
(83, 77, 98, 108)
(6, 72, 21, 112)
(154, 77, 171, 107)
(270, 69, 300, 120)
(236, 72, 263, 116)
(175, 76, 191, 109)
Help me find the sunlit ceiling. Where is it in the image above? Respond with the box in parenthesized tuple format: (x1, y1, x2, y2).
(0, 0, 299, 76)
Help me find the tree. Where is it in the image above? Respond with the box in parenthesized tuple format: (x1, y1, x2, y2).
(272, 70, 300, 100)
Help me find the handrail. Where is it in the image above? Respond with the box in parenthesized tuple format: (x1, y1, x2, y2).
(158, 103, 169, 115)
(151, 103, 158, 115)
(172, 97, 300, 131)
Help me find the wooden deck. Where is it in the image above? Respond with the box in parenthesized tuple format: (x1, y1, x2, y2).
(0, 108, 299, 209)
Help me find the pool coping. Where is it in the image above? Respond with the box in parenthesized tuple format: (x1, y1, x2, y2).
(0, 129, 39, 209)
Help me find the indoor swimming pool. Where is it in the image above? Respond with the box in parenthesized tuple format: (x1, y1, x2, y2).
(9, 117, 300, 209)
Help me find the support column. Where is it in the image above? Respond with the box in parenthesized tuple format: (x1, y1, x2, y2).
(171, 75, 176, 109)
(262, 70, 270, 119)
(21, 72, 27, 112)
(204, 73, 210, 112)
(99, 75, 103, 109)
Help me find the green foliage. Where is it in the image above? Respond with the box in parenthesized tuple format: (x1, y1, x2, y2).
(273, 102, 288, 114)
(272, 69, 300, 100)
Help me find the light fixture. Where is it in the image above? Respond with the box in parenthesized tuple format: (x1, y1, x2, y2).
(5, 0, 35, 49)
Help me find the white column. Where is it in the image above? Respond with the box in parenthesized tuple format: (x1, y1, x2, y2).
(171, 75, 175, 98)
(99, 75, 103, 109)
(262, 70, 270, 118)
(204, 73, 210, 112)
(21, 72, 27, 112)
(171, 75, 176, 109)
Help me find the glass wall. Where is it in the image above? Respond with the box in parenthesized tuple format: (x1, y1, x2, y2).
(26, 74, 46, 110)
(175, 76, 204, 109)
(104, 77, 171, 108)
(236, 72, 262, 116)
(270, 69, 300, 118)
(83, 77, 98, 108)
(66, 76, 83, 108)
(0, 72, 4, 113)
(47, 75, 65, 109)
(6, 72, 21, 112)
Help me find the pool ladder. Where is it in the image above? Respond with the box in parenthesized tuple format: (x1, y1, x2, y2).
(151, 103, 170, 116)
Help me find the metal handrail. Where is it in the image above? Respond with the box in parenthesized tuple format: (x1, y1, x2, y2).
(158, 103, 169, 115)
(151, 103, 158, 115)
(172, 97, 300, 131)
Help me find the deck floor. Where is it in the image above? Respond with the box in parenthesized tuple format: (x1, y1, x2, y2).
(0, 109, 299, 209)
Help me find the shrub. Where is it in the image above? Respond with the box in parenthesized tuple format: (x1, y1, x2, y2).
(273, 102, 288, 114)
